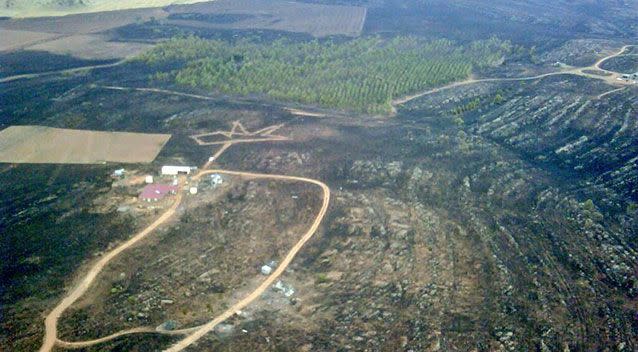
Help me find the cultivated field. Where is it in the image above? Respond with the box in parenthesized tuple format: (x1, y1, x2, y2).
(0, 0, 206, 18)
(0, 126, 171, 164)
(0, 7, 167, 66)
(165, 0, 367, 37)
(0, 7, 169, 34)
(26, 34, 152, 60)
(0, 29, 58, 51)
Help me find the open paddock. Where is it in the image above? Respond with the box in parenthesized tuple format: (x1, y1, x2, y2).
(25, 34, 153, 60)
(165, 0, 367, 37)
(0, 7, 169, 33)
(0, 29, 58, 51)
(0, 125, 171, 164)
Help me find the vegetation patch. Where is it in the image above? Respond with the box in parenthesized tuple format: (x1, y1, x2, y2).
(600, 55, 638, 74)
(138, 36, 511, 114)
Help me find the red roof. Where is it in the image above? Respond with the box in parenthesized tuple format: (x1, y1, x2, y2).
(139, 184, 178, 200)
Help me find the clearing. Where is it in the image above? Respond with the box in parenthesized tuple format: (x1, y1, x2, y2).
(0, 125, 171, 164)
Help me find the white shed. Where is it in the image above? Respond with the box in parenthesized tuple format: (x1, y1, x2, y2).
(210, 174, 223, 187)
(261, 265, 272, 275)
(161, 165, 194, 176)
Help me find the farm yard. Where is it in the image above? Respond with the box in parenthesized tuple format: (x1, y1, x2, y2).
(0, 126, 171, 164)
(57, 178, 322, 347)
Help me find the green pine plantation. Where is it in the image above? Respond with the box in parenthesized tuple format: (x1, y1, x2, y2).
(139, 36, 511, 114)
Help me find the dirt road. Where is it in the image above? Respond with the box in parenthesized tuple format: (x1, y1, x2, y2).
(56, 326, 192, 349)
(99, 85, 222, 101)
(39, 131, 331, 351)
(593, 45, 634, 70)
(37, 44, 632, 351)
(164, 170, 330, 352)
(392, 44, 635, 107)
(0, 60, 126, 84)
(39, 188, 184, 352)
(43, 169, 329, 351)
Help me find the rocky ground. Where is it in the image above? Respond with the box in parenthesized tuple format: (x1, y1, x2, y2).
(172, 69, 638, 351)
(130, 74, 638, 351)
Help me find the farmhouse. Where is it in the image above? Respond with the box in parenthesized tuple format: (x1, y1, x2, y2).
(139, 184, 178, 202)
(161, 165, 195, 176)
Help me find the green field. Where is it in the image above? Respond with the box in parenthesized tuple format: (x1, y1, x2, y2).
(139, 36, 511, 113)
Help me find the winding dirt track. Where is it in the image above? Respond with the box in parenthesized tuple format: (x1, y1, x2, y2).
(392, 44, 635, 107)
(593, 45, 634, 70)
(93, 45, 634, 115)
(165, 170, 330, 352)
(39, 189, 185, 352)
(56, 326, 198, 349)
(40, 141, 330, 351)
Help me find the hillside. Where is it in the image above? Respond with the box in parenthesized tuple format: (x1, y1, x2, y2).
(0, 0, 208, 17)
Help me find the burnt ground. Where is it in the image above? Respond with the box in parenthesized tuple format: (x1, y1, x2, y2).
(600, 55, 638, 74)
(2, 2, 638, 351)
(3, 64, 637, 350)
(58, 178, 323, 342)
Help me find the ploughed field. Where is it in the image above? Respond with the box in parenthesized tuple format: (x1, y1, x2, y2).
(164, 0, 367, 38)
(0, 126, 171, 164)
(0, 0, 367, 77)
(0, 0, 204, 18)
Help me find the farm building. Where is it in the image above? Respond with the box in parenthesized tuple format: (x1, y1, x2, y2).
(261, 265, 272, 275)
(161, 165, 195, 176)
(139, 184, 178, 202)
(210, 174, 223, 187)
(112, 168, 125, 177)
